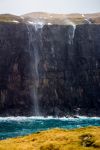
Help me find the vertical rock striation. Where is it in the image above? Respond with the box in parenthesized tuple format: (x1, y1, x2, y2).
(0, 16, 100, 116)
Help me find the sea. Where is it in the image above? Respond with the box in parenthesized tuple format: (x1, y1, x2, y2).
(0, 116, 100, 140)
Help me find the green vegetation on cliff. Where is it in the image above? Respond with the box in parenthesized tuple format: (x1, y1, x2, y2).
(0, 127, 100, 150)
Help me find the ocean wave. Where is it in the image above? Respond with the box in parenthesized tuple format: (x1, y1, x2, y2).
(0, 116, 100, 121)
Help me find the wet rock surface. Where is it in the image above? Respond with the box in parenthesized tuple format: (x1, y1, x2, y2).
(0, 20, 100, 116)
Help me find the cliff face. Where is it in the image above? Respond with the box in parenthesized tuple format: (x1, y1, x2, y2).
(0, 16, 100, 116)
(39, 24, 100, 116)
(0, 22, 31, 115)
(64, 24, 100, 116)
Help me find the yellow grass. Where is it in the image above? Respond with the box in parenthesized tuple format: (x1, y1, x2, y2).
(0, 14, 22, 22)
(0, 126, 100, 150)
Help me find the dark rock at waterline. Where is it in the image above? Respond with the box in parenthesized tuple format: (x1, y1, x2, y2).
(0, 19, 100, 116)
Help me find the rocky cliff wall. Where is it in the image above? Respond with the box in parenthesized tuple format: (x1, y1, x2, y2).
(0, 21, 100, 116)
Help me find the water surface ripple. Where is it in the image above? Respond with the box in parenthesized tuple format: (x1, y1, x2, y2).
(0, 116, 100, 140)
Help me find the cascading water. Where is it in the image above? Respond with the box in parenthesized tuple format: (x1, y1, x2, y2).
(33, 39, 40, 116)
(71, 24, 76, 43)
(68, 24, 76, 45)
(26, 21, 44, 116)
(64, 19, 76, 45)
(25, 20, 76, 116)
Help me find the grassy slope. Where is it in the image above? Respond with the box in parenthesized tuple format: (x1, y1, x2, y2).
(0, 127, 100, 150)
(0, 14, 23, 22)
(0, 13, 100, 24)
(22, 12, 100, 25)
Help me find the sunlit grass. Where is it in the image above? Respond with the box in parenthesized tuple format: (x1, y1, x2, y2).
(0, 127, 100, 150)
(0, 14, 22, 22)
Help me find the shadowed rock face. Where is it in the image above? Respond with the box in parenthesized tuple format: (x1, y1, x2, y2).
(0, 22, 32, 116)
(64, 24, 100, 116)
(0, 19, 100, 116)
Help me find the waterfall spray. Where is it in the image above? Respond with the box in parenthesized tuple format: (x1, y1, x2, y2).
(68, 24, 76, 45)
(33, 31, 40, 116)
(64, 19, 76, 45)
(26, 21, 44, 116)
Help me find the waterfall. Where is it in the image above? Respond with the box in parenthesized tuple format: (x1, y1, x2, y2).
(33, 31, 40, 116)
(68, 24, 76, 45)
(71, 24, 76, 42)
(63, 19, 76, 45)
(26, 21, 44, 116)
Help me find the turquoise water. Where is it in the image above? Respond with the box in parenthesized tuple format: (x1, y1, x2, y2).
(0, 116, 100, 140)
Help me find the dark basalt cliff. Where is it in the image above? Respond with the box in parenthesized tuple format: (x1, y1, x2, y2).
(0, 13, 100, 116)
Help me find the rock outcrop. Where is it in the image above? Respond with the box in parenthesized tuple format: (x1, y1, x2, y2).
(0, 13, 100, 116)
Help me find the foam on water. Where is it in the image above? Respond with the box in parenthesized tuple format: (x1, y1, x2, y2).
(0, 116, 100, 121)
(0, 116, 100, 139)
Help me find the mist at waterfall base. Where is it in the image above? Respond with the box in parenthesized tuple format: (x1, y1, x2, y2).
(0, 116, 100, 140)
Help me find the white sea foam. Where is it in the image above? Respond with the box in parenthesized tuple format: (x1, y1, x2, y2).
(0, 116, 99, 121)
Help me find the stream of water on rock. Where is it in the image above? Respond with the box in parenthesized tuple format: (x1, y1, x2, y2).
(26, 22, 44, 116)
(26, 22, 76, 116)
(68, 24, 76, 45)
